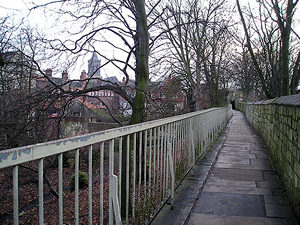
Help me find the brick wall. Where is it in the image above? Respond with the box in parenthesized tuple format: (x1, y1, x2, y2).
(236, 94, 300, 220)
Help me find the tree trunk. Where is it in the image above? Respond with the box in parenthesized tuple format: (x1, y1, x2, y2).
(277, 0, 294, 96)
(236, 0, 273, 99)
(121, 0, 149, 218)
(290, 51, 300, 94)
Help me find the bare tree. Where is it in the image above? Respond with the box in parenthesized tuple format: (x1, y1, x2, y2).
(236, 0, 299, 98)
(157, 0, 234, 110)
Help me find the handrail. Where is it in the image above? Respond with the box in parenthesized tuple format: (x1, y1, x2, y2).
(1, 107, 227, 169)
(0, 105, 232, 225)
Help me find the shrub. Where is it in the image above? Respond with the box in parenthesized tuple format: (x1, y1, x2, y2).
(70, 171, 88, 190)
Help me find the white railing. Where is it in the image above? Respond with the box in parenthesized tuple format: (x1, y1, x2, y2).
(0, 106, 232, 225)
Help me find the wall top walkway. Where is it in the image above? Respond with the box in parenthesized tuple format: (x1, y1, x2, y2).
(152, 110, 297, 225)
(245, 93, 300, 106)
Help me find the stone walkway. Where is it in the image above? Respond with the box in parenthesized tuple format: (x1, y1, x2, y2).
(152, 110, 296, 225)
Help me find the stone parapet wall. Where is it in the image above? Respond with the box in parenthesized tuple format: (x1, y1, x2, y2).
(236, 94, 300, 220)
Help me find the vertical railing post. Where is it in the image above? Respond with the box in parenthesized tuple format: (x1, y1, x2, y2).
(100, 143, 104, 225)
(88, 146, 93, 225)
(58, 153, 63, 225)
(109, 140, 114, 225)
(167, 142, 175, 209)
(189, 118, 195, 175)
(75, 149, 79, 225)
(109, 139, 122, 225)
(13, 165, 19, 225)
(39, 159, 44, 225)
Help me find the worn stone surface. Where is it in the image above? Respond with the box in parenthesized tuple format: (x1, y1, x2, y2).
(187, 111, 295, 224)
(265, 204, 294, 218)
(264, 195, 288, 205)
(193, 192, 264, 216)
(188, 213, 289, 225)
(150, 119, 230, 225)
(151, 111, 297, 225)
(215, 162, 271, 170)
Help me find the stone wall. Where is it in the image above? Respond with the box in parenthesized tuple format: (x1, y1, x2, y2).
(88, 122, 120, 133)
(60, 118, 120, 138)
(236, 94, 300, 220)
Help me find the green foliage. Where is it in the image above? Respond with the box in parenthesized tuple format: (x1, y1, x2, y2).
(70, 171, 88, 190)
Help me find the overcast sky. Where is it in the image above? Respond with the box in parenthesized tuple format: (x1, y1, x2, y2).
(0, 0, 299, 80)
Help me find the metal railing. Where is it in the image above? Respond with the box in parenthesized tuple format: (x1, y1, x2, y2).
(0, 106, 232, 225)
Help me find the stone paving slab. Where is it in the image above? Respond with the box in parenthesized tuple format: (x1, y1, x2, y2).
(218, 154, 254, 162)
(192, 192, 264, 217)
(211, 168, 264, 181)
(264, 195, 288, 205)
(219, 151, 255, 157)
(251, 158, 271, 165)
(203, 185, 274, 195)
(188, 213, 289, 225)
(215, 162, 271, 170)
(206, 178, 257, 188)
(258, 180, 282, 188)
(265, 204, 294, 218)
(221, 147, 249, 152)
(250, 150, 268, 155)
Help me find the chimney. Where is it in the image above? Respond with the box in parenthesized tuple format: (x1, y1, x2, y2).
(80, 70, 87, 88)
(62, 70, 68, 80)
(122, 77, 126, 85)
(45, 68, 52, 78)
(80, 70, 87, 80)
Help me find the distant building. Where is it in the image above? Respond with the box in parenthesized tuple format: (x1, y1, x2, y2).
(88, 52, 101, 79)
(0, 51, 38, 91)
(146, 77, 187, 120)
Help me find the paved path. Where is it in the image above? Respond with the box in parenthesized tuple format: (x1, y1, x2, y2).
(152, 110, 296, 225)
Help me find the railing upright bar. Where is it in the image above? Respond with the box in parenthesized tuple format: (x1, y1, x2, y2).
(88, 145, 93, 225)
(138, 131, 142, 222)
(190, 118, 195, 171)
(153, 127, 157, 212)
(125, 135, 130, 224)
(200, 117, 203, 151)
(39, 158, 44, 225)
(167, 142, 175, 209)
(164, 125, 167, 199)
(166, 124, 170, 196)
(109, 139, 114, 225)
(132, 133, 137, 221)
(148, 128, 153, 220)
(172, 123, 175, 169)
(13, 165, 19, 225)
(156, 127, 160, 207)
(184, 120, 188, 170)
(58, 153, 63, 225)
(119, 137, 122, 205)
(159, 126, 163, 204)
(180, 121, 183, 174)
(176, 122, 179, 171)
(143, 130, 147, 221)
(75, 149, 79, 225)
(178, 122, 181, 177)
(100, 143, 104, 225)
(197, 116, 200, 156)
(173, 123, 177, 175)
(164, 125, 168, 199)
(204, 115, 207, 147)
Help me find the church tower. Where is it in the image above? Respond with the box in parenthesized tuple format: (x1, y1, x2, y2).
(88, 52, 101, 79)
